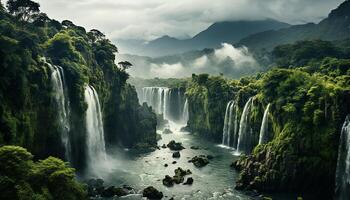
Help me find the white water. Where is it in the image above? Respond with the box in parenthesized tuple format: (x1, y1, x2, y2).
(182, 98, 189, 124)
(49, 63, 71, 162)
(259, 103, 271, 145)
(222, 101, 235, 147)
(236, 97, 253, 154)
(335, 115, 350, 200)
(141, 87, 188, 124)
(84, 85, 107, 169)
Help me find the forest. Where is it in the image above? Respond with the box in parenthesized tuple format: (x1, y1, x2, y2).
(0, 0, 350, 200)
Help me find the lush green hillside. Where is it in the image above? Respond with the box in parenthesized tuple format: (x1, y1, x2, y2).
(0, 0, 157, 170)
(238, 0, 350, 50)
(0, 145, 86, 200)
(184, 46, 350, 198)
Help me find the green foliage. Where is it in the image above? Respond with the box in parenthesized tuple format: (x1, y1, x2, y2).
(6, 0, 40, 22)
(272, 39, 349, 68)
(0, 145, 86, 200)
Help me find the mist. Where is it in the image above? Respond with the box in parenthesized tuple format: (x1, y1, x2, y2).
(118, 43, 260, 79)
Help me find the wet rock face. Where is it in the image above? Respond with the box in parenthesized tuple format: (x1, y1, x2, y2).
(86, 179, 134, 198)
(162, 175, 174, 187)
(183, 177, 194, 185)
(162, 167, 192, 187)
(167, 140, 185, 151)
(163, 128, 173, 134)
(142, 186, 163, 199)
(189, 155, 210, 167)
(172, 151, 181, 158)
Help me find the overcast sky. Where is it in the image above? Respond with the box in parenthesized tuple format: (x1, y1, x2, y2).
(33, 0, 344, 41)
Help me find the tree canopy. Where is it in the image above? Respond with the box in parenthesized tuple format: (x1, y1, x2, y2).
(6, 0, 40, 22)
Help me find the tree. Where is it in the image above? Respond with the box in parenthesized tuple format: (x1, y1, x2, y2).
(33, 12, 49, 27)
(6, 0, 40, 22)
(88, 29, 105, 43)
(118, 61, 132, 70)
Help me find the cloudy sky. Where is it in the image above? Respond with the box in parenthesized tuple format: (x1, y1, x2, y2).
(34, 0, 344, 40)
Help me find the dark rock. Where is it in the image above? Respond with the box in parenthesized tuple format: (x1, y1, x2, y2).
(190, 146, 200, 150)
(114, 187, 129, 197)
(167, 140, 185, 151)
(172, 161, 177, 164)
(101, 186, 115, 198)
(172, 167, 191, 184)
(162, 175, 174, 187)
(172, 151, 181, 158)
(163, 128, 173, 134)
(162, 144, 167, 148)
(183, 177, 194, 185)
(189, 155, 209, 167)
(143, 186, 163, 199)
(164, 164, 168, 167)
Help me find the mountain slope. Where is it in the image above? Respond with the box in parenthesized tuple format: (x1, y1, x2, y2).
(116, 19, 290, 57)
(239, 0, 350, 50)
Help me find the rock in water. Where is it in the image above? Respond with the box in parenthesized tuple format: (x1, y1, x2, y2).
(163, 128, 173, 134)
(183, 177, 194, 185)
(142, 186, 163, 199)
(172, 151, 181, 158)
(167, 140, 185, 151)
(162, 175, 174, 187)
(189, 155, 209, 167)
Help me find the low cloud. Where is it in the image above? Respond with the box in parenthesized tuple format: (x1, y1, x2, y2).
(119, 43, 260, 78)
(34, 0, 344, 41)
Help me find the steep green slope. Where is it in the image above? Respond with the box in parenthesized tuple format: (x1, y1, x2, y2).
(0, 1, 157, 170)
(239, 0, 350, 50)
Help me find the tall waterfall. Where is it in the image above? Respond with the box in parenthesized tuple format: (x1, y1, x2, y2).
(259, 104, 271, 145)
(236, 97, 253, 154)
(182, 98, 189, 124)
(84, 85, 107, 165)
(335, 116, 350, 200)
(141, 87, 187, 123)
(49, 64, 71, 162)
(222, 101, 235, 147)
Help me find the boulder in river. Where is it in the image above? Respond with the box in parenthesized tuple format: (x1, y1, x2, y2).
(190, 146, 200, 150)
(163, 128, 173, 134)
(161, 144, 167, 148)
(183, 177, 194, 185)
(172, 151, 181, 158)
(189, 155, 209, 167)
(172, 161, 177, 164)
(142, 186, 163, 199)
(167, 140, 185, 151)
(162, 175, 174, 187)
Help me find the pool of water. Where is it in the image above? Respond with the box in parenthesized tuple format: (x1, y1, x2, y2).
(85, 122, 254, 199)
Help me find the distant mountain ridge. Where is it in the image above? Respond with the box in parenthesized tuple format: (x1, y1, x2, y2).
(238, 0, 350, 50)
(116, 19, 290, 57)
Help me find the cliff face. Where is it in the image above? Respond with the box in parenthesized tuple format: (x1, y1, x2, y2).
(0, 10, 157, 170)
(185, 58, 350, 198)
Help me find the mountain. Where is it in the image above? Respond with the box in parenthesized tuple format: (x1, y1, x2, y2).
(115, 19, 290, 57)
(239, 0, 350, 50)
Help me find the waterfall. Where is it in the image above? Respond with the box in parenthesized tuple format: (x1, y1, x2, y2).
(236, 97, 253, 154)
(222, 101, 235, 147)
(141, 87, 186, 123)
(49, 64, 71, 162)
(84, 85, 107, 165)
(259, 104, 271, 145)
(335, 115, 350, 200)
(182, 98, 189, 124)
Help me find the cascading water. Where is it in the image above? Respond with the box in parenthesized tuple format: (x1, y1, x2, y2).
(141, 87, 187, 123)
(49, 63, 71, 162)
(236, 97, 253, 154)
(182, 98, 189, 124)
(335, 115, 350, 200)
(84, 85, 107, 166)
(259, 104, 271, 145)
(222, 101, 235, 147)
